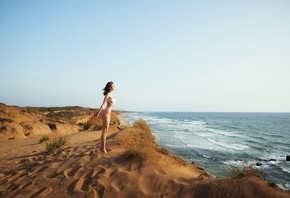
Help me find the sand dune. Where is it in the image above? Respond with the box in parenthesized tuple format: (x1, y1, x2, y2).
(0, 128, 289, 198)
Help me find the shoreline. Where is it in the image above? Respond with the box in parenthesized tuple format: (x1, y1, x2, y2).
(0, 105, 289, 197)
(120, 112, 290, 191)
(1, 124, 289, 197)
(0, 127, 290, 198)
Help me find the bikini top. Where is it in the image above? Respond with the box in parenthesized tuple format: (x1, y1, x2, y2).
(107, 97, 116, 104)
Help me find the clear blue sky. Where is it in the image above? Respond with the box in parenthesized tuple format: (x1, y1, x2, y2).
(1, 1, 290, 112)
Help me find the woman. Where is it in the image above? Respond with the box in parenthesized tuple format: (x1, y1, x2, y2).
(94, 81, 115, 153)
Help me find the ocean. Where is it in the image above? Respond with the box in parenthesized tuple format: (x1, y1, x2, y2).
(122, 112, 290, 190)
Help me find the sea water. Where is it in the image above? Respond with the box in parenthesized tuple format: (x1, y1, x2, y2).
(122, 112, 290, 190)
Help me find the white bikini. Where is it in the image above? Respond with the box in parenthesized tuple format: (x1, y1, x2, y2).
(107, 98, 116, 104)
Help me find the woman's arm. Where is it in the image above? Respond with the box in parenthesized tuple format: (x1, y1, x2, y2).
(94, 94, 109, 117)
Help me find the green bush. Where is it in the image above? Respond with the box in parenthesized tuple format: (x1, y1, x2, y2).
(45, 137, 69, 152)
(39, 135, 50, 143)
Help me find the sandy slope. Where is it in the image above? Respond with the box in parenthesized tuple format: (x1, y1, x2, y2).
(0, 128, 290, 198)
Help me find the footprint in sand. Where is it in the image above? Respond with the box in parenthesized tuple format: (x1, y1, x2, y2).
(63, 165, 82, 178)
(73, 177, 85, 192)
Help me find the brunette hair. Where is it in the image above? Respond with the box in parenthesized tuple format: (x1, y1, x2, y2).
(103, 81, 114, 95)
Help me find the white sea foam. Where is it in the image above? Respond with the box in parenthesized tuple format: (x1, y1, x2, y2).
(173, 134, 220, 151)
(207, 138, 249, 151)
(202, 154, 211, 159)
(123, 112, 290, 190)
(192, 131, 213, 138)
(231, 143, 250, 150)
(281, 166, 290, 174)
(207, 128, 239, 138)
(223, 160, 257, 167)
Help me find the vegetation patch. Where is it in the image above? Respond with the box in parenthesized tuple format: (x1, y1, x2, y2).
(118, 118, 187, 166)
(157, 147, 170, 156)
(39, 135, 50, 143)
(228, 164, 263, 178)
(0, 118, 13, 123)
(46, 111, 77, 121)
(0, 125, 7, 132)
(93, 123, 103, 130)
(81, 122, 92, 130)
(118, 118, 157, 160)
(45, 137, 69, 152)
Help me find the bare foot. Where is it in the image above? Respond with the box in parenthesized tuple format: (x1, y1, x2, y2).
(100, 148, 107, 153)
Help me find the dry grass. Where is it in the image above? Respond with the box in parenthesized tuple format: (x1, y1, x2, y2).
(45, 137, 69, 152)
(118, 118, 157, 160)
(0, 118, 13, 123)
(132, 118, 151, 133)
(39, 135, 50, 143)
(118, 118, 187, 166)
(228, 164, 262, 178)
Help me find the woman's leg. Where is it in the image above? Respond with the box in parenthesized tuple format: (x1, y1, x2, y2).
(101, 110, 110, 153)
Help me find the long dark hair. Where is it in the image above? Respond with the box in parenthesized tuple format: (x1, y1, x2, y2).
(103, 81, 114, 95)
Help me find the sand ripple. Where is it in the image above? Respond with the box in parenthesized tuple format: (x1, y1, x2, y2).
(0, 131, 289, 198)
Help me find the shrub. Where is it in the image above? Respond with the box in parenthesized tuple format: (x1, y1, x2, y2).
(158, 147, 170, 156)
(0, 125, 7, 132)
(133, 118, 151, 133)
(93, 123, 103, 130)
(118, 118, 157, 160)
(110, 117, 120, 125)
(45, 137, 69, 152)
(0, 118, 13, 123)
(118, 118, 187, 166)
(228, 164, 262, 178)
(122, 130, 156, 159)
(39, 135, 50, 143)
(110, 113, 121, 125)
(78, 122, 92, 130)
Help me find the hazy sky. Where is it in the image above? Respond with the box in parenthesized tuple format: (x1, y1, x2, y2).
(1, 1, 290, 112)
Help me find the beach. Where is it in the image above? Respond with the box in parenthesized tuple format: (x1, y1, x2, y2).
(0, 105, 290, 197)
(1, 129, 290, 198)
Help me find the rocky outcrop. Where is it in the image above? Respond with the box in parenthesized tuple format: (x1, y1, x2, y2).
(0, 104, 89, 139)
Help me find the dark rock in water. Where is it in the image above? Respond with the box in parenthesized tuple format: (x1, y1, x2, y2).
(264, 159, 277, 162)
(256, 162, 263, 166)
(286, 156, 290, 161)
